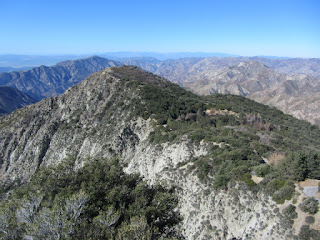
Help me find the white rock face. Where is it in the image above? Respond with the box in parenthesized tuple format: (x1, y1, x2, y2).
(122, 118, 294, 240)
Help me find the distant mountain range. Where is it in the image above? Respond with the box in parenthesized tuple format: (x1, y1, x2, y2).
(0, 52, 292, 68)
(183, 61, 320, 125)
(0, 56, 121, 100)
(126, 56, 320, 81)
(1, 55, 320, 125)
(101, 51, 239, 60)
(0, 53, 237, 68)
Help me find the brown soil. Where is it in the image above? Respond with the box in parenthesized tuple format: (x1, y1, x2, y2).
(299, 179, 320, 187)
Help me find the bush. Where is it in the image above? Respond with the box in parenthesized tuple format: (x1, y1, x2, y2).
(253, 164, 272, 177)
(283, 204, 298, 219)
(305, 216, 315, 224)
(272, 183, 295, 204)
(298, 225, 320, 240)
(299, 198, 319, 215)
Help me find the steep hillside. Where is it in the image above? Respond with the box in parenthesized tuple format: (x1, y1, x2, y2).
(0, 86, 37, 116)
(1, 66, 320, 239)
(0, 56, 121, 100)
(183, 61, 320, 124)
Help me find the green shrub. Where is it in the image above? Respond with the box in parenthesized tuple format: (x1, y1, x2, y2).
(283, 204, 298, 219)
(305, 216, 315, 224)
(253, 164, 272, 177)
(299, 198, 319, 215)
(298, 225, 320, 240)
(272, 183, 295, 204)
(0, 157, 182, 240)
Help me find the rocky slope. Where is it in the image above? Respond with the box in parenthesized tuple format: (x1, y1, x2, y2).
(249, 84, 320, 125)
(0, 86, 37, 116)
(1, 66, 320, 239)
(183, 61, 320, 125)
(0, 56, 121, 100)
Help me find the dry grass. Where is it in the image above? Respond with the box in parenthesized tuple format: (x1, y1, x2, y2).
(299, 179, 320, 187)
(264, 152, 285, 166)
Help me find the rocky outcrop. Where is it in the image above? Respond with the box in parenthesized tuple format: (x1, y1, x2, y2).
(124, 137, 294, 239)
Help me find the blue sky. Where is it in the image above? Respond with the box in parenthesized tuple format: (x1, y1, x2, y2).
(0, 0, 319, 57)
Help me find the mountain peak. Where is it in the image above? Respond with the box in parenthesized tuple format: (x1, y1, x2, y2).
(54, 55, 120, 67)
(109, 65, 167, 86)
(236, 60, 269, 70)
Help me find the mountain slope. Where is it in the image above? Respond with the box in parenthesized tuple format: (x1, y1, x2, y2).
(123, 57, 320, 124)
(1, 66, 320, 239)
(0, 86, 37, 116)
(255, 57, 320, 77)
(0, 56, 121, 100)
(183, 60, 320, 124)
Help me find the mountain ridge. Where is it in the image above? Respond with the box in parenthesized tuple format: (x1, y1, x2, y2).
(0, 56, 121, 100)
(182, 60, 320, 124)
(2, 55, 320, 125)
(1, 66, 320, 239)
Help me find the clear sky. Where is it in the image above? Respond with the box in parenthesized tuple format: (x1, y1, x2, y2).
(0, 0, 319, 58)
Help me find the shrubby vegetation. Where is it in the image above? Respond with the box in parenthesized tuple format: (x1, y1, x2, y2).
(0, 156, 182, 239)
(299, 198, 319, 215)
(99, 68, 320, 206)
(126, 77, 320, 196)
(2, 67, 320, 237)
(298, 225, 320, 240)
(102, 73, 320, 211)
(305, 216, 315, 224)
(283, 204, 298, 220)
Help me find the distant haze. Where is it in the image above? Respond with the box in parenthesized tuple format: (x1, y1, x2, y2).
(0, 52, 295, 68)
(0, 52, 239, 68)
